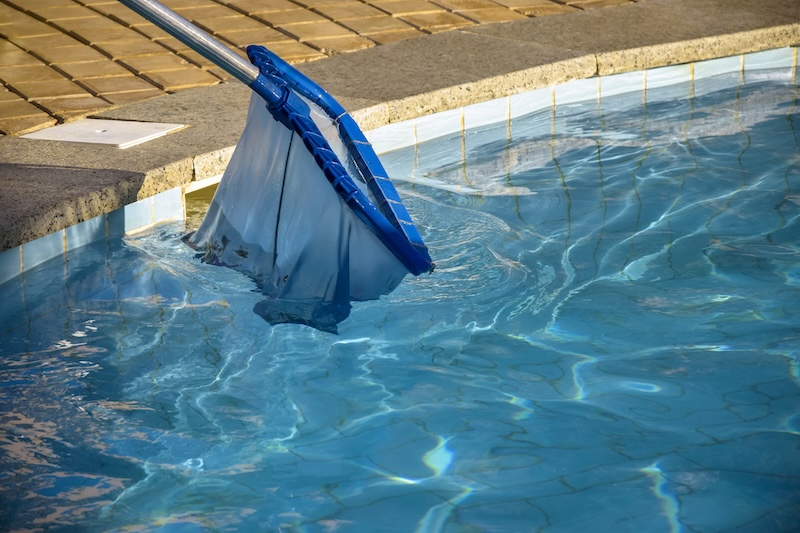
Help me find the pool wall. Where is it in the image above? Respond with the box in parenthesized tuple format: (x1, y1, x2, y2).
(0, 46, 797, 287)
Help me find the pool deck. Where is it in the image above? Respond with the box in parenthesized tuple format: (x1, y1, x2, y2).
(0, 0, 798, 252)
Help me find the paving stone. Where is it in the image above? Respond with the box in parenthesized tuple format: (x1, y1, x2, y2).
(366, 28, 427, 44)
(0, 47, 43, 68)
(292, 0, 356, 7)
(259, 9, 330, 26)
(0, 99, 44, 119)
(174, 4, 243, 20)
(304, 34, 375, 54)
(515, 5, 579, 15)
(196, 16, 272, 34)
(9, 79, 90, 100)
(457, 7, 529, 23)
(224, 0, 302, 15)
(0, 114, 56, 135)
(490, 0, 562, 7)
(214, 27, 295, 46)
(0, 65, 69, 84)
(314, 2, 388, 21)
(259, 40, 326, 62)
(0, 88, 23, 102)
(399, 11, 475, 31)
(91, 3, 151, 26)
(119, 54, 194, 73)
(54, 15, 122, 33)
(36, 44, 108, 64)
(370, 0, 443, 16)
(341, 15, 417, 35)
(567, 0, 633, 8)
(142, 68, 221, 91)
(433, 0, 507, 9)
(94, 40, 173, 60)
(13, 33, 87, 53)
(28, 5, 98, 21)
(79, 75, 159, 95)
(56, 60, 133, 79)
(281, 20, 358, 41)
(100, 88, 164, 105)
(0, 20, 59, 39)
(43, 95, 115, 118)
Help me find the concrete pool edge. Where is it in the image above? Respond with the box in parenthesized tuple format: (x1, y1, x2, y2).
(0, 0, 798, 275)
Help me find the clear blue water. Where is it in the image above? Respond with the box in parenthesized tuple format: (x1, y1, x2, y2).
(1, 71, 799, 532)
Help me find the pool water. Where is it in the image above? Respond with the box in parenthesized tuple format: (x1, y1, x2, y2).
(1, 71, 799, 532)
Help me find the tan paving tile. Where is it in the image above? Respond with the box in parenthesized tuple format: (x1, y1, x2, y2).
(433, 0, 506, 9)
(280, 20, 357, 41)
(0, 48, 42, 68)
(35, 44, 108, 64)
(225, 0, 308, 15)
(9, 78, 90, 100)
(43, 95, 115, 119)
(54, 15, 123, 33)
(369, 0, 443, 16)
(0, 99, 44, 119)
(56, 60, 133, 80)
(313, 2, 388, 21)
(195, 15, 273, 34)
(0, 20, 60, 39)
(0, 65, 68, 84)
(259, 10, 330, 26)
(0, 3, 24, 24)
(339, 15, 416, 35)
(399, 11, 475, 31)
(513, 4, 579, 15)
(457, 7, 528, 23)
(179, 48, 248, 68)
(303, 34, 375, 54)
(214, 27, 295, 46)
(12, 33, 86, 51)
(160, 0, 223, 9)
(93, 40, 172, 60)
(255, 40, 326, 62)
(292, 0, 356, 7)
(26, 5, 98, 21)
(142, 68, 221, 91)
(0, 114, 56, 135)
(119, 54, 194, 73)
(173, 4, 242, 20)
(100, 88, 164, 105)
(79, 75, 158, 95)
(0, 88, 23, 102)
(365, 28, 426, 44)
(565, 0, 633, 8)
(490, 0, 560, 7)
(91, 2, 151, 26)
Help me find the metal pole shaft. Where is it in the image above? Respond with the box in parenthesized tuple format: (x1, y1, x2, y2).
(118, 0, 260, 86)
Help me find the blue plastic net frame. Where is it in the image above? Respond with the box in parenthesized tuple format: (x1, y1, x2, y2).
(245, 45, 434, 276)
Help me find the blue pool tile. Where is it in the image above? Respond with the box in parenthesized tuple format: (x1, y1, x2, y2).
(464, 97, 508, 132)
(65, 214, 106, 251)
(106, 207, 125, 238)
(21, 230, 64, 273)
(694, 54, 742, 81)
(368, 119, 416, 154)
(693, 71, 743, 99)
(509, 86, 552, 119)
(152, 187, 183, 224)
(0, 246, 21, 286)
(554, 77, 599, 106)
(599, 70, 644, 99)
(123, 197, 153, 233)
(414, 106, 462, 144)
(744, 47, 795, 72)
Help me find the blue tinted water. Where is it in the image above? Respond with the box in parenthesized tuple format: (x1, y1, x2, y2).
(1, 71, 799, 532)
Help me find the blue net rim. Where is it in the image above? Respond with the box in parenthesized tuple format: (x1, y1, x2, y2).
(245, 45, 434, 275)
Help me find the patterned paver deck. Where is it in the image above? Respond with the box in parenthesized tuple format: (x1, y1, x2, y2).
(0, 0, 637, 136)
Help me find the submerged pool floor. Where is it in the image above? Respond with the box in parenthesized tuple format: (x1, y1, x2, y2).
(1, 71, 799, 532)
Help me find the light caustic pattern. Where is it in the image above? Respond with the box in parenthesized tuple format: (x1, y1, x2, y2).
(0, 71, 799, 532)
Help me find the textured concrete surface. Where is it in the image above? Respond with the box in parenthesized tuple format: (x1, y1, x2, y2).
(0, 0, 798, 251)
